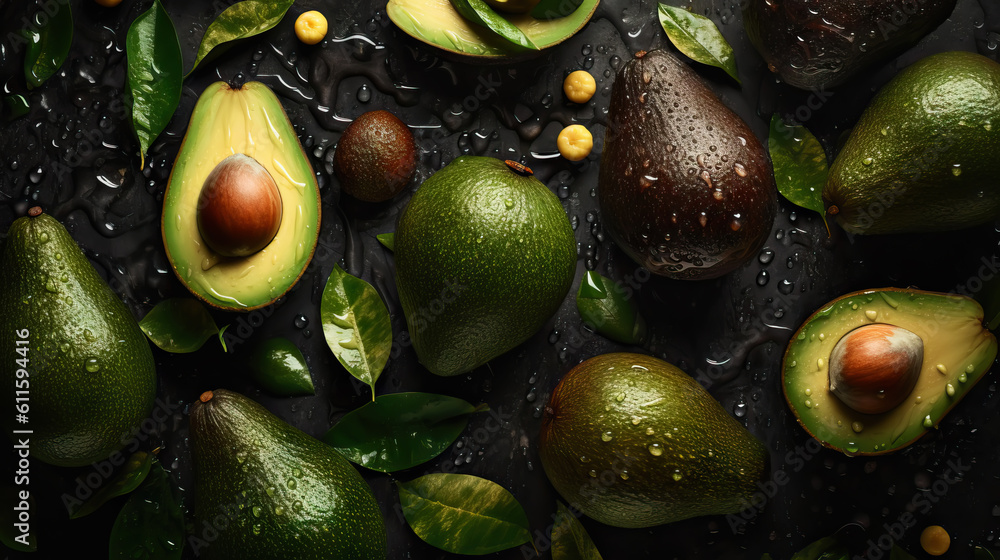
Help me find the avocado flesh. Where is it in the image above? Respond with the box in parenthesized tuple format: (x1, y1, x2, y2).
(394, 156, 576, 376)
(189, 389, 386, 559)
(162, 81, 320, 311)
(742, 0, 956, 90)
(387, 0, 599, 57)
(824, 51, 1000, 234)
(0, 211, 156, 467)
(539, 353, 768, 528)
(783, 288, 997, 456)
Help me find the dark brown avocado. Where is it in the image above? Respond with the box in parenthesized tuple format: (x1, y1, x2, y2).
(598, 49, 777, 280)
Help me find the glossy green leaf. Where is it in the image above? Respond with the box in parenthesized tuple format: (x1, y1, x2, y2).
(657, 4, 739, 84)
(377, 233, 395, 251)
(217, 324, 230, 352)
(109, 461, 184, 560)
(790, 536, 849, 560)
(397, 473, 531, 555)
(188, 0, 295, 75)
(247, 337, 315, 397)
(126, 0, 183, 168)
(323, 392, 485, 472)
(22, 1, 73, 89)
(0, 486, 36, 552)
(531, 0, 584, 19)
(68, 451, 153, 519)
(3, 95, 30, 121)
(321, 264, 392, 396)
(449, 0, 539, 51)
(769, 114, 830, 231)
(551, 501, 603, 560)
(975, 546, 996, 560)
(576, 271, 647, 345)
(139, 298, 220, 353)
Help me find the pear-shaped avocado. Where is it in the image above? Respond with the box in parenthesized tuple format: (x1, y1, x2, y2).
(0, 208, 157, 467)
(743, 0, 956, 90)
(189, 389, 386, 559)
(783, 288, 997, 455)
(394, 156, 576, 376)
(162, 81, 321, 311)
(539, 353, 769, 528)
(386, 0, 598, 58)
(824, 51, 1000, 234)
(598, 49, 777, 280)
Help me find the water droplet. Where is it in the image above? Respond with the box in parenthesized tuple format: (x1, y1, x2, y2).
(615, 392, 625, 402)
(862, 157, 873, 166)
(504, 198, 515, 209)
(865, 310, 878, 321)
(252, 506, 262, 517)
(645, 427, 655, 436)
(601, 431, 613, 442)
(631, 415, 642, 425)
(951, 164, 962, 177)
(648, 443, 663, 456)
(45, 279, 59, 293)
(734, 401, 747, 417)
(945, 383, 955, 397)
(672, 470, 683, 481)
(579, 455, 590, 463)
(846, 443, 859, 454)
(588, 469, 598, 478)
(756, 270, 769, 286)
(733, 162, 747, 177)
(274, 506, 284, 516)
(778, 279, 794, 295)
(642, 71, 651, 84)
(804, 399, 813, 408)
(758, 248, 774, 264)
(252, 523, 262, 535)
(265, 486, 276, 497)
(84, 358, 100, 373)
(965, 363, 976, 374)
(619, 470, 629, 480)
(39, 232, 49, 243)
(852, 421, 864, 433)
(287, 478, 297, 490)
(936, 364, 948, 375)
(356, 84, 371, 103)
(922, 415, 934, 428)
(54, 252, 62, 260)
(236, 451, 246, 464)
(804, 388, 811, 396)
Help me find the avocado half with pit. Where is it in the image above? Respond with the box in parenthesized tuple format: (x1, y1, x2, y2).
(783, 288, 997, 456)
(387, 0, 599, 58)
(162, 81, 321, 311)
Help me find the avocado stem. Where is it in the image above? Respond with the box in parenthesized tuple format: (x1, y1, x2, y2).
(504, 160, 533, 176)
(28, 206, 42, 218)
(635, 50, 647, 59)
(199, 391, 214, 403)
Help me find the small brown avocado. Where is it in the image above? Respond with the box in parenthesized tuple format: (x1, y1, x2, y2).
(334, 110, 418, 202)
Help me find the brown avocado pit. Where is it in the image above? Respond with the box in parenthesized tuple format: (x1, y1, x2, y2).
(197, 153, 283, 258)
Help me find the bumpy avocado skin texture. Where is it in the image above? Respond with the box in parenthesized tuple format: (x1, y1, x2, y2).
(743, 0, 956, 90)
(539, 353, 769, 528)
(394, 156, 576, 377)
(0, 212, 156, 467)
(783, 288, 997, 456)
(824, 51, 1000, 234)
(598, 49, 777, 280)
(162, 81, 320, 311)
(189, 389, 386, 560)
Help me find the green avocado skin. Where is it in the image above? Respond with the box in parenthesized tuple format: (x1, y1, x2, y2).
(824, 51, 1000, 234)
(0, 212, 156, 467)
(189, 389, 386, 560)
(539, 353, 769, 528)
(394, 156, 576, 376)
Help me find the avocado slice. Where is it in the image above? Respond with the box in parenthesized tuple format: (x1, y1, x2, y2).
(387, 0, 599, 58)
(783, 288, 997, 456)
(162, 81, 321, 311)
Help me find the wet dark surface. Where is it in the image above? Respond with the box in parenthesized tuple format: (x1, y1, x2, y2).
(2, 0, 1000, 558)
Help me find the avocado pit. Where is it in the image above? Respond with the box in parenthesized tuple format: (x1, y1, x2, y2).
(196, 153, 282, 258)
(828, 323, 923, 415)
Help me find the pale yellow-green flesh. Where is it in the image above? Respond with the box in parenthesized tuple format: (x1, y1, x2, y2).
(162, 82, 320, 310)
(387, 0, 600, 57)
(783, 289, 997, 455)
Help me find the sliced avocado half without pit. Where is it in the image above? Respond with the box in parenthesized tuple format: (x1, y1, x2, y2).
(387, 0, 599, 58)
(783, 288, 997, 456)
(162, 81, 321, 311)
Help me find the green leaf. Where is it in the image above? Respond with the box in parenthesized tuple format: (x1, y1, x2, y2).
(551, 501, 603, 560)
(377, 233, 395, 251)
(321, 264, 392, 396)
(247, 337, 316, 397)
(188, 0, 295, 75)
(23, 1, 73, 89)
(531, 0, 584, 19)
(790, 536, 849, 560)
(68, 451, 153, 519)
(449, 0, 539, 51)
(0, 486, 36, 551)
(769, 114, 830, 231)
(109, 461, 184, 560)
(576, 271, 647, 345)
(3, 95, 30, 121)
(323, 392, 484, 472)
(217, 324, 230, 352)
(975, 546, 996, 560)
(397, 473, 531, 555)
(139, 298, 220, 353)
(657, 4, 739, 84)
(126, 0, 183, 168)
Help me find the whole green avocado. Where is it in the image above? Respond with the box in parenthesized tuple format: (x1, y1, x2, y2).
(0, 208, 157, 467)
(824, 51, 1000, 234)
(394, 156, 576, 376)
(189, 389, 386, 560)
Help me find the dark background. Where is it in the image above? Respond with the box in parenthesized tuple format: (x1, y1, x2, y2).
(2, 0, 999, 558)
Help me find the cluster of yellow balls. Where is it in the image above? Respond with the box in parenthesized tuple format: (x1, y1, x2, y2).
(557, 70, 596, 161)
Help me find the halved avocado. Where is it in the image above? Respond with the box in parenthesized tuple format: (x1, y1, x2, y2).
(387, 0, 599, 58)
(162, 81, 321, 311)
(783, 288, 997, 456)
